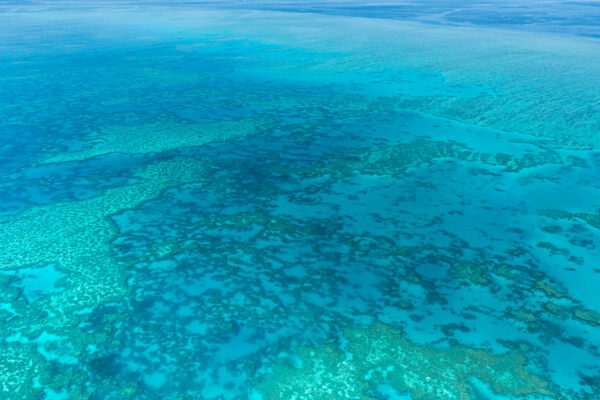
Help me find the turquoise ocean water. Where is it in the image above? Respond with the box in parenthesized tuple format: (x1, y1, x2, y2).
(1, 2, 600, 399)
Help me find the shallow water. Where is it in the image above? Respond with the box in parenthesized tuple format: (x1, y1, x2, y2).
(0, 3, 599, 400)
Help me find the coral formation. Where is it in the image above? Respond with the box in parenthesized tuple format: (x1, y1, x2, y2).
(42, 119, 269, 164)
(258, 324, 558, 400)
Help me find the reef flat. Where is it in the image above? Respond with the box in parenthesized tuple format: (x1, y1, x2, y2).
(0, 4, 599, 400)
(41, 119, 269, 164)
(0, 157, 211, 397)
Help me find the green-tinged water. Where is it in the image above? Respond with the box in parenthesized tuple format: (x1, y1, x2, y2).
(0, 4, 599, 400)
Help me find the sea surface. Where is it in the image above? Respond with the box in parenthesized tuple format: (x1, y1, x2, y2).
(0, 2, 599, 399)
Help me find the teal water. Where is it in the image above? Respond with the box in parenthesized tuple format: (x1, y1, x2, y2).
(0, 3, 599, 400)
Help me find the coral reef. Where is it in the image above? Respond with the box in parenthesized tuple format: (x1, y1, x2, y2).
(258, 324, 558, 400)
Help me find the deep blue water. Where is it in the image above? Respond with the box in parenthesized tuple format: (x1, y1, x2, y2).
(0, 2, 599, 400)
(4, 0, 600, 36)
